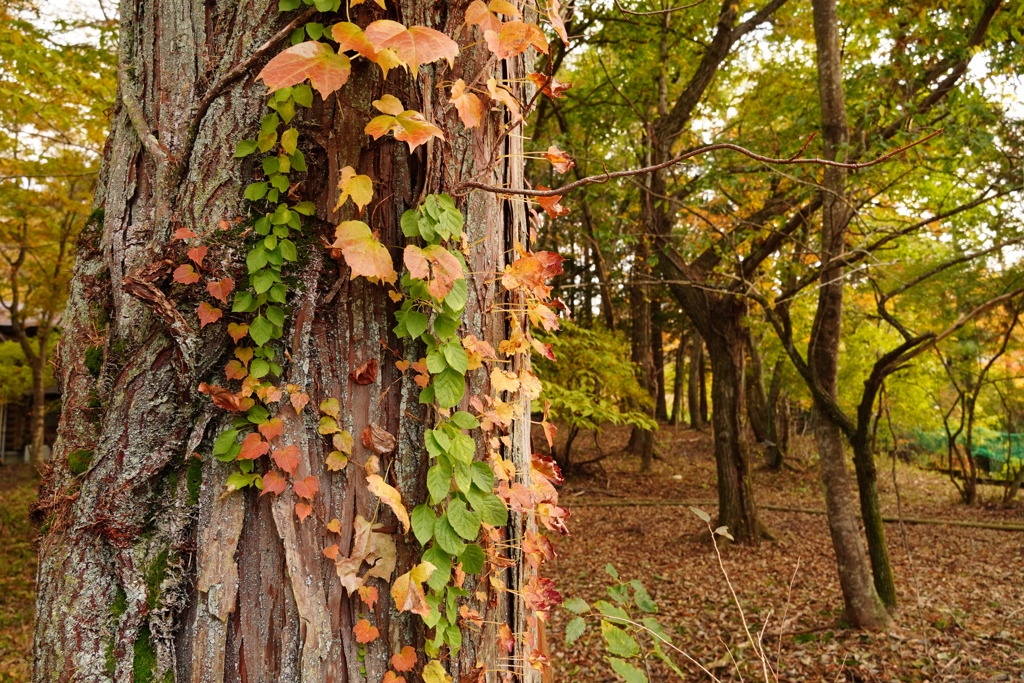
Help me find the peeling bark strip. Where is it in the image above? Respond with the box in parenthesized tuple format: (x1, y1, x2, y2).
(34, 2, 535, 681)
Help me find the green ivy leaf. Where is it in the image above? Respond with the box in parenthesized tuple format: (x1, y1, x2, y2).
(405, 310, 428, 339)
(426, 463, 450, 505)
(423, 545, 452, 592)
(433, 513, 466, 556)
(293, 84, 313, 107)
(281, 128, 299, 155)
(469, 461, 494, 490)
(446, 498, 480, 540)
(460, 543, 484, 574)
(442, 340, 468, 374)
(433, 367, 465, 409)
(466, 485, 508, 527)
(265, 305, 286, 327)
(213, 428, 239, 456)
(250, 358, 271, 379)
(244, 182, 269, 201)
(411, 504, 436, 546)
(450, 411, 480, 430)
(234, 139, 259, 158)
(250, 315, 274, 346)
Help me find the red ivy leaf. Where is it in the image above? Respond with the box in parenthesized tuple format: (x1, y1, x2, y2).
(295, 501, 313, 521)
(292, 475, 320, 500)
(528, 72, 573, 99)
(206, 277, 234, 304)
(363, 20, 459, 77)
(225, 360, 248, 381)
(272, 444, 301, 476)
(543, 145, 575, 174)
(535, 186, 571, 218)
(290, 391, 310, 413)
(197, 302, 223, 328)
(238, 432, 270, 461)
(353, 618, 380, 644)
(227, 323, 249, 343)
(198, 382, 254, 412)
(331, 220, 397, 284)
(258, 41, 351, 98)
(261, 470, 287, 496)
(173, 264, 200, 285)
(391, 646, 417, 672)
(258, 418, 284, 442)
(187, 245, 209, 267)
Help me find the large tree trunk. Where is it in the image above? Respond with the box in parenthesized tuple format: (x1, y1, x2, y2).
(702, 298, 767, 542)
(809, 0, 891, 628)
(34, 3, 537, 682)
(627, 247, 656, 471)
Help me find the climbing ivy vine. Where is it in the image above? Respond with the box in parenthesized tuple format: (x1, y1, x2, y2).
(167, 0, 576, 680)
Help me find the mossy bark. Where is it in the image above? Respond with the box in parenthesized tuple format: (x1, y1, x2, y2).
(34, 2, 534, 681)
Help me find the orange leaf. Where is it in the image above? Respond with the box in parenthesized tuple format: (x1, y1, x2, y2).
(486, 79, 520, 120)
(293, 475, 320, 500)
(227, 323, 249, 343)
(261, 470, 287, 496)
(326, 518, 342, 533)
(331, 21, 379, 59)
(366, 474, 410, 533)
(198, 382, 254, 412)
(173, 264, 200, 284)
(501, 248, 565, 297)
(403, 245, 464, 300)
(534, 186, 571, 218)
(295, 501, 313, 521)
(334, 431, 354, 454)
(391, 562, 435, 618)
(361, 424, 397, 455)
(382, 673, 406, 683)
(546, 0, 570, 46)
(528, 72, 572, 99)
(187, 245, 209, 267)
(358, 585, 379, 609)
(206, 277, 234, 304)
(391, 646, 417, 672)
(350, 358, 378, 385)
(466, 0, 521, 34)
(258, 418, 284, 442)
(235, 347, 254, 364)
(543, 145, 574, 174)
(323, 544, 340, 560)
(198, 302, 223, 328)
(173, 227, 197, 241)
(331, 220, 397, 284)
(258, 41, 351, 98)
(238, 433, 270, 461)
(498, 623, 515, 652)
(290, 391, 310, 413)
(225, 360, 248, 381)
(391, 110, 445, 151)
(272, 444, 301, 475)
(449, 79, 485, 129)
(353, 619, 380, 644)
(484, 21, 548, 59)
(363, 20, 459, 76)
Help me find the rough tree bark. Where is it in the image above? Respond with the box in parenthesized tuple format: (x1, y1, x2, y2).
(34, 3, 536, 682)
(808, 0, 891, 628)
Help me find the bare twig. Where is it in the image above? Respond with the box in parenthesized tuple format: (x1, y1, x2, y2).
(613, 0, 711, 17)
(458, 130, 942, 197)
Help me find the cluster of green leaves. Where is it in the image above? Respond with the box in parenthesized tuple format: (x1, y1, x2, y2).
(563, 563, 682, 683)
(394, 195, 509, 656)
(534, 321, 657, 435)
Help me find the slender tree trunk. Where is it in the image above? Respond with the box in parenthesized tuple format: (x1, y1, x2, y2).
(652, 300, 668, 422)
(688, 339, 706, 431)
(29, 349, 48, 465)
(809, 0, 891, 628)
(671, 337, 687, 426)
(34, 3, 536, 682)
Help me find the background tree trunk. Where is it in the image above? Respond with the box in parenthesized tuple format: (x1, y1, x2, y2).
(688, 339, 706, 430)
(808, 0, 891, 628)
(34, 3, 535, 681)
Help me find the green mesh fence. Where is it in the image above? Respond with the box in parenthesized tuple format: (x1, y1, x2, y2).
(909, 428, 1024, 478)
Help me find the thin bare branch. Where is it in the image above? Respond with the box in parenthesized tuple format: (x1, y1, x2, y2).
(458, 130, 942, 197)
(613, 0, 711, 17)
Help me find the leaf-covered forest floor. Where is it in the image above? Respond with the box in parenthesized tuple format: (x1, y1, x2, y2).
(0, 463, 38, 682)
(546, 424, 1024, 683)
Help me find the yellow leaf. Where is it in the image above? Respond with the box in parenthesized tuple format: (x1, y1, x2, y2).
(334, 166, 374, 212)
(366, 473, 410, 532)
(391, 562, 436, 618)
(421, 660, 452, 683)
